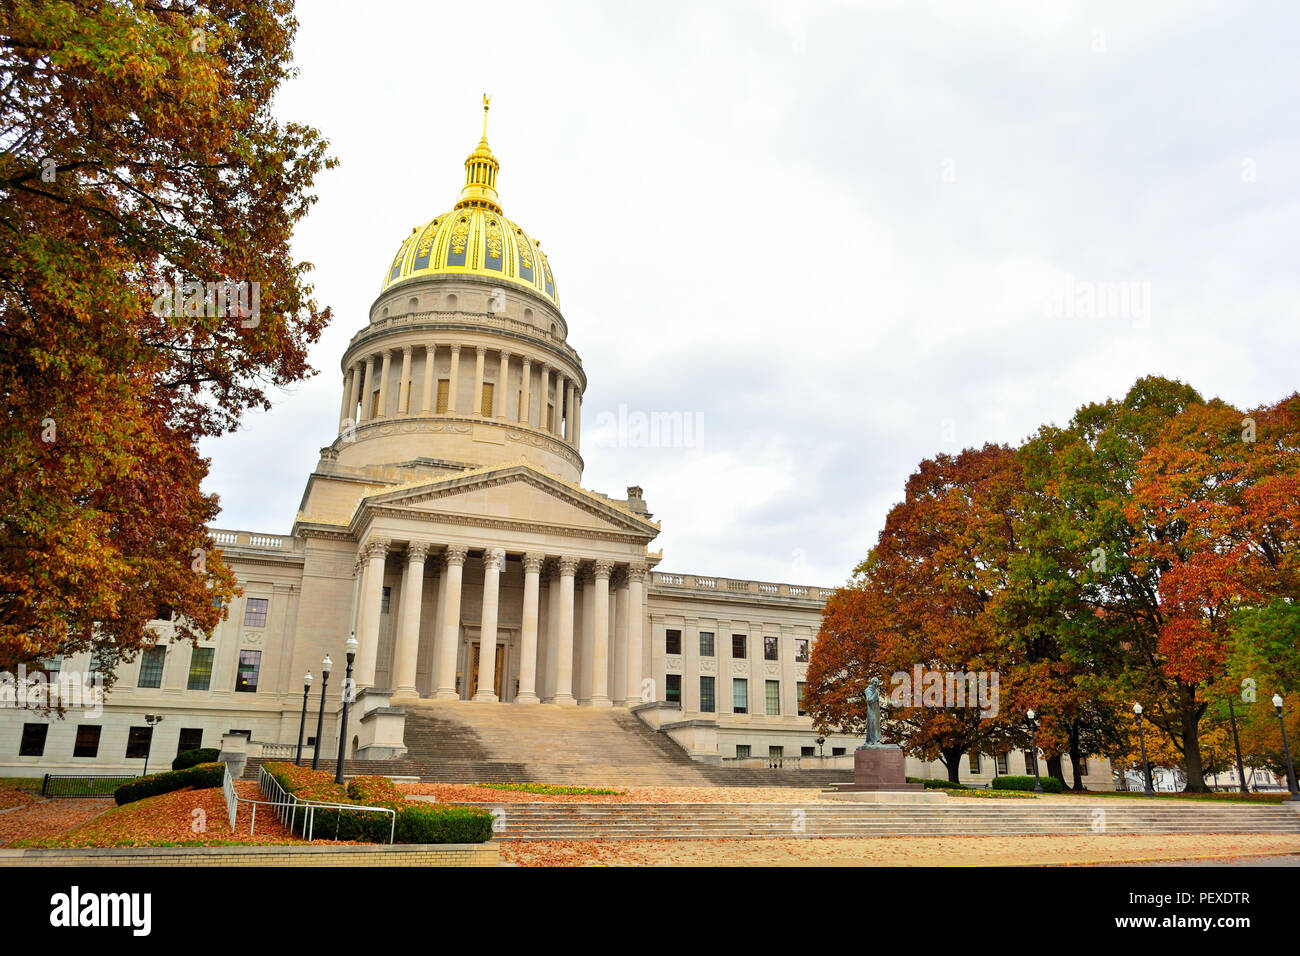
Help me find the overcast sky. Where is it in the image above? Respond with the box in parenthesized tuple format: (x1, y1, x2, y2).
(199, 0, 1300, 588)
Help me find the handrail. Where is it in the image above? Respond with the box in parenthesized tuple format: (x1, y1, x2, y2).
(253, 765, 396, 844)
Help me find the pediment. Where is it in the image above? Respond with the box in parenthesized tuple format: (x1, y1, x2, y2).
(359, 464, 659, 539)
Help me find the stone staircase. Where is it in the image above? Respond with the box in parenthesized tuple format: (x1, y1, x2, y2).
(246, 701, 850, 787)
(454, 801, 1300, 841)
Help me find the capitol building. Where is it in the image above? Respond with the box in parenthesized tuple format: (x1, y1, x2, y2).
(0, 103, 1109, 789)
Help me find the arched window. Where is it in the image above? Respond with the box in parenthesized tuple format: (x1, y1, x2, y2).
(445, 293, 458, 310)
(408, 296, 419, 313)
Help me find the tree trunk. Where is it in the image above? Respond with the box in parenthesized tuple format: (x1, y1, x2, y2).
(1180, 691, 1209, 792)
(941, 746, 964, 784)
(1067, 723, 1086, 791)
(1045, 754, 1067, 789)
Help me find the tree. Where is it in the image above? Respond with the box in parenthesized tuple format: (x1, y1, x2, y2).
(0, 1, 334, 680)
(805, 445, 1021, 782)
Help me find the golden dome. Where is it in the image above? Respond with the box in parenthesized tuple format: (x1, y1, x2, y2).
(381, 96, 558, 306)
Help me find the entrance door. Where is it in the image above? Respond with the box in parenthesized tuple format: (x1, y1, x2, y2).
(468, 643, 505, 699)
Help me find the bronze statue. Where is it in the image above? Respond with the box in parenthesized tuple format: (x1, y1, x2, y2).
(862, 676, 882, 746)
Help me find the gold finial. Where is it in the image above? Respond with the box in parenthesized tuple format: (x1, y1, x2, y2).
(481, 94, 491, 141)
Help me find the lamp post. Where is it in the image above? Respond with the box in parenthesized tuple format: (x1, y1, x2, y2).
(1026, 709, 1043, 793)
(141, 713, 164, 777)
(816, 736, 826, 758)
(334, 633, 359, 785)
(1227, 696, 1250, 795)
(1134, 703, 1155, 797)
(311, 655, 332, 770)
(295, 671, 313, 765)
(1273, 694, 1300, 801)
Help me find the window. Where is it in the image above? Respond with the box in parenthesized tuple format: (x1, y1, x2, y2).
(136, 646, 166, 689)
(243, 597, 269, 628)
(436, 379, 450, 413)
(795, 638, 810, 662)
(832, 746, 846, 756)
(19, 724, 47, 757)
(769, 746, 783, 759)
(801, 746, 816, 757)
(89, 648, 111, 677)
(380, 586, 392, 614)
(731, 634, 746, 658)
(73, 725, 102, 758)
(699, 632, 715, 656)
(735, 745, 751, 759)
(370, 390, 381, 418)
(1023, 749, 1037, 775)
(700, 676, 715, 713)
(545, 404, 553, 431)
(236, 650, 262, 693)
(665, 674, 681, 704)
(176, 728, 203, 755)
(732, 678, 748, 714)
(969, 752, 981, 774)
(797, 681, 807, 716)
(481, 381, 495, 417)
(187, 647, 214, 691)
(38, 655, 61, 677)
(125, 726, 153, 760)
(995, 751, 1010, 775)
(665, 629, 682, 655)
(763, 636, 778, 661)
(765, 680, 780, 715)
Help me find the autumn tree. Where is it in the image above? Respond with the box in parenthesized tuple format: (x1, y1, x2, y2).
(0, 1, 334, 681)
(805, 445, 1022, 783)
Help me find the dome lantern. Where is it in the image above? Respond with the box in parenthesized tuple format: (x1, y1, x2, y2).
(455, 94, 502, 214)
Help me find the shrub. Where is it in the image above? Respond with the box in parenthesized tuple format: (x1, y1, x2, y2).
(906, 777, 969, 790)
(992, 775, 1063, 793)
(348, 775, 403, 806)
(114, 762, 224, 806)
(171, 747, 221, 771)
(394, 802, 494, 844)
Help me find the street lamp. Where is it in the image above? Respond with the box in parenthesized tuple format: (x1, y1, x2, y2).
(334, 633, 359, 785)
(1133, 703, 1155, 797)
(1272, 694, 1300, 801)
(142, 713, 164, 777)
(816, 736, 826, 758)
(295, 670, 313, 765)
(1026, 709, 1043, 793)
(311, 655, 332, 770)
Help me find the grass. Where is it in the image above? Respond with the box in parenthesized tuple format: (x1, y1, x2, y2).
(947, 789, 1038, 799)
(475, 782, 624, 796)
(0, 778, 44, 792)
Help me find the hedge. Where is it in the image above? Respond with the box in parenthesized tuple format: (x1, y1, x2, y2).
(261, 762, 492, 844)
(992, 774, 1064, 793)
(114, 762, 225, 805)
(172, 747, 221, 771)
(907, 777, 970, 790)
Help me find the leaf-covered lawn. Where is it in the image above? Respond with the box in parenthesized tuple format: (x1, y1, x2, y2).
(0, 797, 111, 846)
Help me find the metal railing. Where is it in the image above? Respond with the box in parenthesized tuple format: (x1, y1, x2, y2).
(40, 773, 137, 798)
(251, 765, 396, 843)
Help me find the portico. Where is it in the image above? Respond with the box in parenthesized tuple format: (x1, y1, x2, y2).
(340, 463, 658, 709)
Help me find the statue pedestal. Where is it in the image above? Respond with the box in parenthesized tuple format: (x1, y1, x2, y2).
(835, 744, 923, 792)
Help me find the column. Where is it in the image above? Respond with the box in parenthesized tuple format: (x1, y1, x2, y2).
(497, 349, 510, 419)
(576, 566, 594, 703)
(516, 552, 543, 704)
(473, 547, 505, 701)
(421, 344, 436, 413)
(473, 345, 486, 417)
(448, 345, 461, 414)
(519, 357, 532, 425)
(612, 570, 629, 705)
(684, 615, 700, 714)
(375, 349, 392, 419)
(539, 364, 551, 432)
(565, 380, 576, 441)
(589, 560, 613, 706)
(359, 355, 375, 422)
(572, 390, 581, 449)
(552, 555, 578, 705)
(398, 345, 413, 416)
(354, 537, 390, 688)
(717, 618, 733, 714)
(346, 363, 362, 426)
(338, 366, 353, 429)
(625, 562, 646, 705)
(425, 554, 448, 696)
(543, 564, 561, 702)
(553, 372, 565, 435)
(433, 545, 468, 699)
(392, 541, 430, 700)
